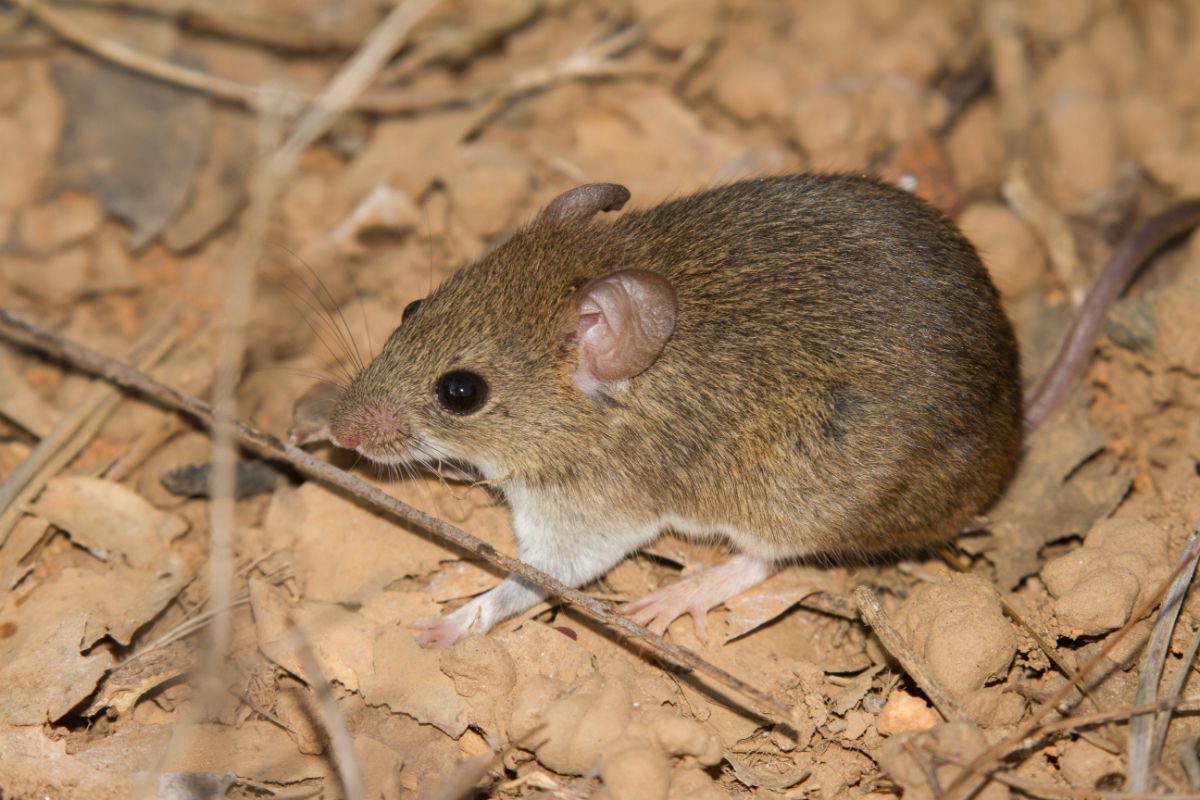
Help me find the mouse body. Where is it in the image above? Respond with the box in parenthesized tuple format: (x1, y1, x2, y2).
(329, 174, 1022, 644)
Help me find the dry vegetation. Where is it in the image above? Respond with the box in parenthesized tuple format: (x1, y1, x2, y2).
(2, 0, 1200, 798)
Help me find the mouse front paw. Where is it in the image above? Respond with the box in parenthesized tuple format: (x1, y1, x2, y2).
(411, 602, 484, 648)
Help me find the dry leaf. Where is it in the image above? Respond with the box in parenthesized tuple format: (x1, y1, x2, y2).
(361, 622, 468, 737)
(86, 641, 196, 717)
(0, 568, 114, 724)
(832, 664, 883, 716)
(0, 64, 62, 212)
(0, 725, 137, 798)
(251, 578, 375, 693)
(986, 388, 1132, 588)
(52, 55, 210, 248)
(723, 565, 841, 641)
(80, 557, 192, 648)
(75, 719, 331, 786)
(162, 106, 256, 252)
(0, 515, 49, 590)
(25, 475, 190, 569)
(355, 735, 406, 799)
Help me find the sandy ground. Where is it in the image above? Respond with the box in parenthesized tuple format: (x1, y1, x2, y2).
(2, 1, 1200, 797)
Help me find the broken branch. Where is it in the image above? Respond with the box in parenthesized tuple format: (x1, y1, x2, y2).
(0, 308, 794, 724)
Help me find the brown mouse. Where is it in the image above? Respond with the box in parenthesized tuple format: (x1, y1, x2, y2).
(316, 176, 1200, 646)
(324, 174, 1031, 645)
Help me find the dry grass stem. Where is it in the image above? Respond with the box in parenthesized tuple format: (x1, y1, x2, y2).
(289, 623, 365, 800)
(0, 315, 176, 544)
(941, 528, 1200, 800)
(11, 0, 645, 120)
(1128, 523, 1200, 792)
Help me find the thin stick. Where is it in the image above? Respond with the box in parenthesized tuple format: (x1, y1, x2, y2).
(1032, 694, 1200, 739)
(0, 308, 794, 723)
(0, 315, 176, 544)
(1128, 524, 1200, 792)
(11, 0, 644, 119)
(940, 529, 1200, 800)
(199, 2, 441, 789)
(854, 585, 975, 724)
(1154, 626, 1200, 779)
(930, 747, 1200, 800)
(290, 621, 364, 800)
(269, 0, 442, 168)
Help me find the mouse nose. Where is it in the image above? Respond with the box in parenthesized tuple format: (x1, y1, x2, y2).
(331, 431, 361, 450)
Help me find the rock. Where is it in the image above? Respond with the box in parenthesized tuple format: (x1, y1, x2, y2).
(958, 202, 1047, 299)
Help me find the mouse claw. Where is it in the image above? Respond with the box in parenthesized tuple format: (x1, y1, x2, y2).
(625, 590, 710, 641)
(624, 555, 775, 642)
(411, 608, 477, 649)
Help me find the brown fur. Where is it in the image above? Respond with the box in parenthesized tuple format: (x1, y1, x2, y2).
(335, 174, 1023, 561)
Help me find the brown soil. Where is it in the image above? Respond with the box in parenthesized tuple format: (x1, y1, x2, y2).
(2, 1, 1200, 798)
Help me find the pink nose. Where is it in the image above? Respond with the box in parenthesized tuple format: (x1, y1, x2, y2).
(331, 430, 361, 450)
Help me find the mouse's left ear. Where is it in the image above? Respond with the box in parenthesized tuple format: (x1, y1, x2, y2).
(563, 269, 676, 398)
(536, 183, 631, 224)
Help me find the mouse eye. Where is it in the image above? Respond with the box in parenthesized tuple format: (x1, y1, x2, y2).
(402, 299, 423, 321)
(436, 370, 488, 415)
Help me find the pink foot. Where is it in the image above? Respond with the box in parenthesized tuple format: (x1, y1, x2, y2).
(411, 603, 483, 648)
(624, 554, 774, 639)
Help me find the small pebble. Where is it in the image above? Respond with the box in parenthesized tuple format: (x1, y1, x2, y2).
(1104, 297, 1156, 351)
(160, 461, 280, 499)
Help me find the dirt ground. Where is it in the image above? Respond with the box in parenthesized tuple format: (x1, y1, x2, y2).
(3, 0, 1200, 797)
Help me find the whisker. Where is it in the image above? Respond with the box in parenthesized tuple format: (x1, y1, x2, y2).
(269, 243, 365, 374)
(359, 294, 375, 360)
(247, 364, 348, 388)
(284, 247, 368, 373)
(411, 441, 475, 503)
(279, 281, 359, 383)
(424, 204, 435, 296)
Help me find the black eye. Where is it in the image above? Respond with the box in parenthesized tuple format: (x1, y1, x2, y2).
(436, 370, 488, 415)
(402, 299, 423, 321)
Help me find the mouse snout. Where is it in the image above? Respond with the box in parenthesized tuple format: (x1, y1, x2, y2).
(329, 402, 409, 453)
(329, 429, 362, 450)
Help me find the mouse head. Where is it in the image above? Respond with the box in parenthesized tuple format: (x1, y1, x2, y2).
(328, 183, 677, 477)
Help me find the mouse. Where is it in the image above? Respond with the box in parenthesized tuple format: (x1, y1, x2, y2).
(313, 174, 1200, 647)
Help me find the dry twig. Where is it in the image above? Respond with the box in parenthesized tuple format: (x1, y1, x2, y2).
(940, 530, 1200, 800)
(190, 3, 442, 794)
(854, 585, 975, 724)
(1128, 523, 1200, 792)
(931, 747, 1200, 800)
(10, 0, 647, 120)
(0, 308, 795, 723)
(1157, 627, 1200, 781)
(290, 622, 364, 800)
(0, 315, 176, 544)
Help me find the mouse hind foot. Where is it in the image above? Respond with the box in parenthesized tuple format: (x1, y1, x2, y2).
(624, 554, 774, 640)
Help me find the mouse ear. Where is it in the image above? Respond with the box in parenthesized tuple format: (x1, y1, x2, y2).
(564, 269, 676, 398)
(536, 183, 631, 224)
